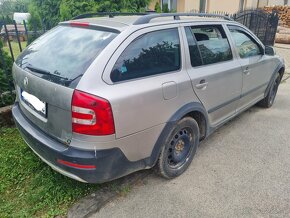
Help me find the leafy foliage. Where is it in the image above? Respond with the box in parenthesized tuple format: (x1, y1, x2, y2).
(0, 0, 29, 17)
(154, 2, 161, 13)
(0, 40, 14, 107)
(29, 0, 152, 26)
(60, 0, 97, 21)
(29, 0, 61, 30)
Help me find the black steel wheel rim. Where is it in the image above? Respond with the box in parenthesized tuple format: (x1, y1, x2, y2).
(167, 127, 194, 169)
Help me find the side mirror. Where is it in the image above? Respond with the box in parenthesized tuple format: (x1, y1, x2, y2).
(265, 46, 275, 56)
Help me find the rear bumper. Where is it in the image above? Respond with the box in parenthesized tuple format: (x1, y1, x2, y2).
(12, 103, 145, 183)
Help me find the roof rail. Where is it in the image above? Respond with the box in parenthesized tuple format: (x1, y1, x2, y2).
(133, 13, 233, 25)
(72, 12, 148, 20)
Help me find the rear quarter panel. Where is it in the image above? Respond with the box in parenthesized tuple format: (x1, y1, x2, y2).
(77, 24, 201, 139)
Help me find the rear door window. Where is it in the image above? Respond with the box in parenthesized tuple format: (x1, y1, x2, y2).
(16, 25, 118, 87)
(187, 25, 233, 66)
(185, 27, 203, 67)
(110, 28, 181, 82)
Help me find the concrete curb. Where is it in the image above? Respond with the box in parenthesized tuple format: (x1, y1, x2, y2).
(67, 170, 152, 218)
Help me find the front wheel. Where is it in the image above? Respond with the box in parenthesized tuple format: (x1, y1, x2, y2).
(258, 73, 281, 108)
(156, 117, 200, 179)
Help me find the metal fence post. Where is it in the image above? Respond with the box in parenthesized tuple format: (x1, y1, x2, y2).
(3, 21, 15, 62)
(23, 20, 29, 46)
(13, 20, 22, 52)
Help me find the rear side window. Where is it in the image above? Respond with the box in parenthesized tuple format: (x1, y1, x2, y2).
(111, 28, 180, 82)
(228, 26, 262, 58)
(187, 25, 232, 66)
(16, 25, 118, 87)
(185, 27, 203, 67)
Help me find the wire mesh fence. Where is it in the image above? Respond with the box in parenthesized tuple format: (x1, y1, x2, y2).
(0, 18, 44, 107)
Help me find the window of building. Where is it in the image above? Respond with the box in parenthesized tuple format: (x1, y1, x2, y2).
(188, 25, 233, 66)
(199, 0, 207, 13)
(111, 28, 181, 82)
(228, 26, 262, 58)
(161, 0, 177, 11)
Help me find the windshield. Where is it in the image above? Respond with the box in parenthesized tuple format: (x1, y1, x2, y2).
(16, 25, 118, 87)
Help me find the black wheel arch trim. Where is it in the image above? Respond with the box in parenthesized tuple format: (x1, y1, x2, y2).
(146, 102, 209, 167)
(265, 62, 285, 97)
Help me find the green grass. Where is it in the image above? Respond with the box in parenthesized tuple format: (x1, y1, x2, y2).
(0, 127, 100, 217)
(3, 41, 27, 59)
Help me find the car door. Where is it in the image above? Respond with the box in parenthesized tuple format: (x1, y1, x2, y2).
(182, 24, 243, 127)
(227, 25, 274, 111)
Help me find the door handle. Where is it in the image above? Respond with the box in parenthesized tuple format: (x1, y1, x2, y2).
(243, 67, 250, 75)
(195, 79, 208, 90)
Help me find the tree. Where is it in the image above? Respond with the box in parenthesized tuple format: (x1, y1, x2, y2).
(58, 0, 153, 22)
(162, 3, 169, 13)
(0, 0, 29, 17)
(29, 0, 61, 30)
(0, 40, 14, 107)
(60, 0, 97, 21)
(154, 2, 161, 13)
(29, 0, 152, 29)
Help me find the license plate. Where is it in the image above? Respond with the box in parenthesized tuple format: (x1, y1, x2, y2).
(21, 90, 47, 116)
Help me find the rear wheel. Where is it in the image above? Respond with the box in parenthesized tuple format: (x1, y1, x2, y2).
(156, 117, 199, 179)
(258, 73, 281, 108)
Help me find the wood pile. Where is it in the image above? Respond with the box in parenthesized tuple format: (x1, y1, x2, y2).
(264, 5, 290, 28)
(264, 6, 290, 44)
(275, 32, 290, 44)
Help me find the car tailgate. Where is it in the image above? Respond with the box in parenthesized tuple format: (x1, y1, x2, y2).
(13, 64, 73, 145)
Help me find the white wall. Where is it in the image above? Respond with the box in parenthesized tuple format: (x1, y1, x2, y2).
(268, 0, 286, 6)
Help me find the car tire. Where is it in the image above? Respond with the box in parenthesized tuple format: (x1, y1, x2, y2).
(156, 117, 200, 179)
(258, 73, 281, 108)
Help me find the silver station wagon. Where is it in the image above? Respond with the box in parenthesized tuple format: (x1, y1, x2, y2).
(12, 13, 285, 183)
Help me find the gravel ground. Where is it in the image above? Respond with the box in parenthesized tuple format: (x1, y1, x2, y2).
(91, 47, 290, 218)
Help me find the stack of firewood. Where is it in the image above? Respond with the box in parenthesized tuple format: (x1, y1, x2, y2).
(264, 5, 290, 28)
(264, 6, 290, 44)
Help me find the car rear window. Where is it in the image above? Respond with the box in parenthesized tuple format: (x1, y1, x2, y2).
(16, 25, 118, 87)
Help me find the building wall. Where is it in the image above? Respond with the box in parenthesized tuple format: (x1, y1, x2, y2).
(177, 0, 186, 12)
(206, 0, 241, 13)
(149, 0, 159, 10)
(148, 0, 290, 13)
(184, 0, 199, 12)
(257, 0, 268, 7)
(268, 0, 287, 5)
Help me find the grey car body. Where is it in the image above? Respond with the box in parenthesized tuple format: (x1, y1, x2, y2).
(12, 13, 285, 183)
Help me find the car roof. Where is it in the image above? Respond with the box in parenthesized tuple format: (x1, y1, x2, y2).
(71, 14, 236, 32)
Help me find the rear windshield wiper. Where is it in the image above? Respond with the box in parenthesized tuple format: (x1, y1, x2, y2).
(26, 65, 69, 80)
(26, 65, 51, 76)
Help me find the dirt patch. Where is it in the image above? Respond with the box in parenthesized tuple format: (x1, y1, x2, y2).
(0, 105, 14, 127)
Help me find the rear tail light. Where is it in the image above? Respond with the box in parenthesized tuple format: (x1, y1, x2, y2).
(72, 90, 115, 135)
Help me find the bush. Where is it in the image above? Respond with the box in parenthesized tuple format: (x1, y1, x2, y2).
(155, 2, 161, 13)
(163, 3, 169, 13)
(0, 41, 15, 107)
